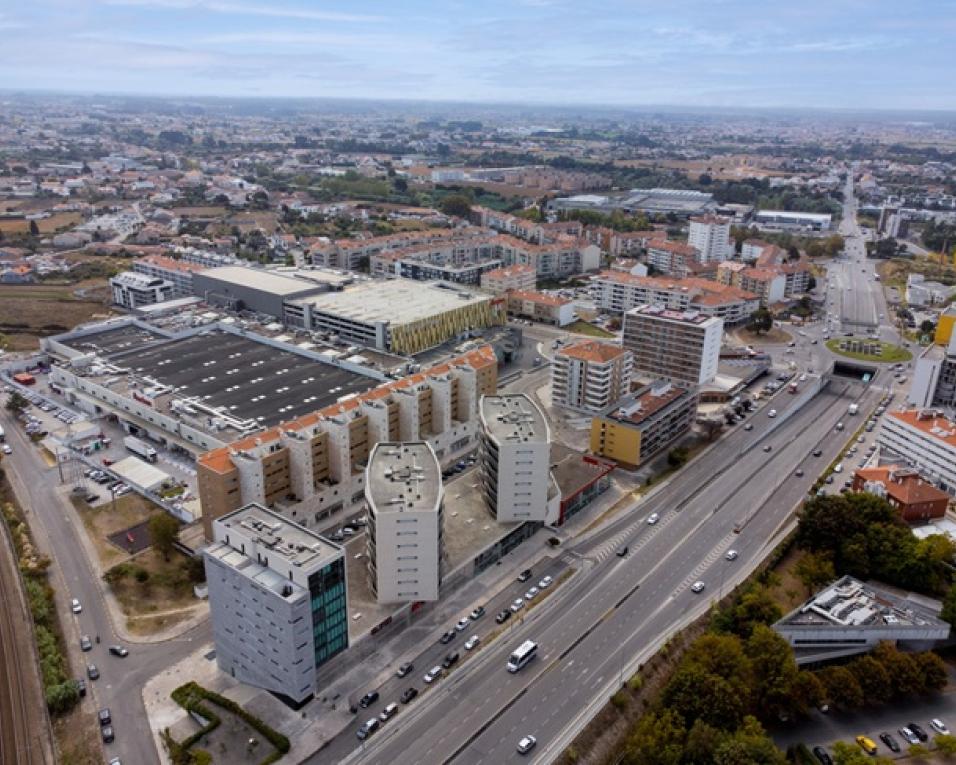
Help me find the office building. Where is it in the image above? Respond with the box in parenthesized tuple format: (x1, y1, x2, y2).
(365, 442, 443, 604)
(478, 394, 558, 524)
(109, 271, 174, 309)
(284, 280, 504, 355)
(198, 345, 498, 538)
(203, 504, 348, 706)
(852, 465, 949, 523)
(551, 341, 632, 413)
(589, 381, 698, 467)
(480, 264, 537, 294)
(622, 305, 723, 387)
(773, 575, 950, 665)
(688, 215, 732, 263)
(878, 409, 956, 494)
(591, 271, 759, 325)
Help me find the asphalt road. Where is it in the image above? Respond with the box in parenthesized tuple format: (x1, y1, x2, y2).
(0, 402, 209, 765)
(324, 377, 882, 765)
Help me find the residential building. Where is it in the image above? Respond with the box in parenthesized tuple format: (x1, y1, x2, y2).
(645, 239, 712, 278)
(688, 215, 732, 263)
(622, 305, 723, 386)
(132, 254, 206, 298)
(478, 394, 558, 524)
(773, 575, 950, 665)
(480, 264, 536, 294)
(365, 442, 443, 604)
(504, 290, 575, 326)
(197, 345, 497, 538)
(735, 267, 786, 305)
(551, 340, 632, 413)
(740, 239, 774, 262)
(591, 271, 759, 325)
(284, 280, 505, 355)
(852, 465, 950, 523)
(878, 409, 956, 494)
(109, 271, 174, 309)
(589, 381, 697, 467)
(203, 503, 348, 706)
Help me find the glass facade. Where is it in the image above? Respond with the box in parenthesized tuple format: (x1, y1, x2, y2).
(308, 559, 348, 666)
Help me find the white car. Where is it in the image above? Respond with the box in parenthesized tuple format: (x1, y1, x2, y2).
(71, 598, 82, 614)
(423, 666, 442, 684)
(647, 513, 659, 525)
(767, 409, 777, 418)
(524, 587, 539, 600)
(464, 635, 480, 651)
(931, 718, 950, 735)
(1, 444, 11, 455)
(538, 576, 553, 589)
(517, 735, 537, 755)
(725, 550, 738, 561)
(510, 598, 525, 613)
(690, 581, 706, 594)
(455, 617, 470, 632)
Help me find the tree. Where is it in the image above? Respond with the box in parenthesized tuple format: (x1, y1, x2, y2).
(816, 666, 863, 710)
(667, 447, 689, 468)
(744, 626, 798, 721)
(913, 651, 948, 693)
(29, 219, 40, 236)
(662, 665, 744, 730)
(439, 194, 473, 218)
(748, 308, 773, 335)
(934, 734, 956, 755)
(712, 716, 787, 765)
(148, 513, 180, 562)
(830, 741, 885, 765)
(794, 551, 835, 596)
(683, 720, 727, 762)
(393, 177, 408, 193)
(623, 708, 686, 765)
(5, 390, 28, 414)
(790, 670, 826, 717)
(920, 319, 937, 335)
(871, 642, 921, 697)
(847, 654, 892, 705)
(714, 582, 782, 640)
(941, 584, 956, 627)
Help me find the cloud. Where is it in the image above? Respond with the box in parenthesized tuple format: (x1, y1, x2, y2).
(102, 0, 386, 23)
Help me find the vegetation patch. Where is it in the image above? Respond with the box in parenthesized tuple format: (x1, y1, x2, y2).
(565, 320, 616, 338)
(825, 337, 912, 363)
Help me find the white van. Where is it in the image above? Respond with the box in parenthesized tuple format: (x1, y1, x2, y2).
(833, 464, 843, 473)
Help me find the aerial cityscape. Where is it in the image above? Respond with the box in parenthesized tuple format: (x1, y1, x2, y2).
(3, 3, 956, 765)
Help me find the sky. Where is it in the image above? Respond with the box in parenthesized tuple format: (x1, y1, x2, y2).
(1, 0, 954, 110)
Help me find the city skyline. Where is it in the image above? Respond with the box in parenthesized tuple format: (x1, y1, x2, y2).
(2, 0, 955, 110)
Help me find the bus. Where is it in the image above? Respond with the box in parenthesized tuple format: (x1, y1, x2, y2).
(507, 640, 538, 673)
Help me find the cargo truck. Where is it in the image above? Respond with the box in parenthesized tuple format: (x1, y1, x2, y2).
(123, 435, 157, 463)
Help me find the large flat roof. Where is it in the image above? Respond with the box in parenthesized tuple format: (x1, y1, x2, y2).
(64, 323, 170, 357)
(367, 442, 441, 515)
(121, 330, 378, 427)
(293, 280, 491, 326)
(199, 265, 325, 296)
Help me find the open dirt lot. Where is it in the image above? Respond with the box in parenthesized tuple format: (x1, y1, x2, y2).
(0, 212, 83, 234)
(0, 281, 114, 350)
(74, 493, 165, 570)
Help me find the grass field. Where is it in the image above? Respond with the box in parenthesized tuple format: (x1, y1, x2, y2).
(825, 337, 912, 363)
(0, 212, 82, 234)
(0, 281, 113, 350)
(566, 320, 617, 338)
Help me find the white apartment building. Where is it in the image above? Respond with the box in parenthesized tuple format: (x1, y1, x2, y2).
(622, 305, 722, 387)
(480, 264, 537, 294)
(479, 395, 558, 524)
(132, 254, 206, 298)
(688, 215, 732, 263)
(591, 271, 758, 326)
(551, 340, 632, 413)
(365, 442, 444, 604)
(878, 409, 956, 494)
(203, 504, 348, 706)
(109, 271, 174, 309)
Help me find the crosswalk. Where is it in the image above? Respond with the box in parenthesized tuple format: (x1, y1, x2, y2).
(671, 531, 738, 596)
(586, 512, 671, 563)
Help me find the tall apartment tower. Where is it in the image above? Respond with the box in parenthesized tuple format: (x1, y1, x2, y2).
(365, 441, 444, 604)
(478, 394, 556, 524)
(203, 503, 348, 707)
(551, 340, 633, 413)
(622, 304, 723, 387)
(688, 215, 732, 263)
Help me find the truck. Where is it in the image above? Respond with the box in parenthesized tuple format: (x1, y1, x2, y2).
(848, 403, 859, 416)
(123, 435, 157, 463)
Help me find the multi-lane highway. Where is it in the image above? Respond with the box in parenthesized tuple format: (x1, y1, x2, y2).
(318, 373, 879, 765)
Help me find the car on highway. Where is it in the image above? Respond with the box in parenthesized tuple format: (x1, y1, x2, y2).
(71, 598, 82, 614)
(899, 727, 919, 745)
(725, 550, 738, 561)
(538, 576, 553, 589)
(908, 722, 928, 742)
(87, 663, 99, 680)
(879, 732, 900, 753)
(833, 464, 842, 473)
(108, 645, 128, 658)
(855, 735, 877, 755)
(763, 445, 772, 452)
(647, 513, 659, 525)
(470, 606, 485, 620)
(80, 635, 93, 651)
(517, 569, 533, 583)
(465, 635, 480, 651)
(812, 449, 822, 457)
(1, 444, 11, 455)
(812, 745, 833, 765)
(517, 735, 537, 755)
(455, 617, 470, 632)
(616, 546, 628, 557)
(356, 718, 380, 740)
(690, 581, 705, 593)
(495, 610, 512, 624)
(931, 718, 950, 735)
(358, 691, 379, 708)
(510, 598, 525, 613)
(795, 469, 804, 477)
(396, 663, 413, 679)
(744, 423, 753, 431)
(525, 586, 539, 600)
(767, 409, 777, 418)
(439, 630, 456, 645)
(423, 666, 442, 684)
(400, 687, 418, 704)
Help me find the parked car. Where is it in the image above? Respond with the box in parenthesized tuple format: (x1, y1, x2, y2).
(358, 691, 379, 709)
(524, 587, 539, 600)
(98, 708, 112, 726)
(931, 719, 950, 735)
(101, 725, 115, 744)
(87, 664, 99, 680)
(470, 606, 485, 620)
(75, 678, 87, 697)
(898, 727, 919, 745)
(396, 663, 413, 679)
(879, 732, 900, 753)
(400, 687, 418, 704)
(439, 630, 456, 645)
(423, 666, 442, 684)
(811, 746, 832, 765)
(510, 598, 525, 613)
(517, 569, 532, 583)
(80, 635, 93, 651)
(538, 576, 553, 589)
(465, 635, 480, 651)
(495, 610, 512, 624)
(908, 722, 928, 742)
(108, 645, 128, 658)
(356, 718, 379, 741)
(442, 652, 460, 669)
